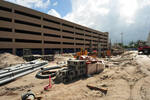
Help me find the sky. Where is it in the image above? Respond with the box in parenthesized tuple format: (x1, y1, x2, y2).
(5, 0, 150, 44)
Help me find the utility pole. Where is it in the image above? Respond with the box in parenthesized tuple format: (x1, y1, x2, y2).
(121, 32, 123, 46)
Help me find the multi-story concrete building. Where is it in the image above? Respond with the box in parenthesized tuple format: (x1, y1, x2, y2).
(0, 0, 108, 56)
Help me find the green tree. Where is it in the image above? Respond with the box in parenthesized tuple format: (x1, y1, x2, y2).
(129, 41, 134, 48)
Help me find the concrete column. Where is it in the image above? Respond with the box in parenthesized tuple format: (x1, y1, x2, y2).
(73, 26, 76, 53)
(74, 48, 76, 52)
(41, 17, 44, 55)
(60, 23, 63, 54)
(98, 43, 101, 57)
(12, 8, 15, 55)
(13, 48, 16, 55)
(42, 48, 44, 55)
(60, 48, 63, 54)
(84, 33, 85, 50)
(89, 40, 93, 52)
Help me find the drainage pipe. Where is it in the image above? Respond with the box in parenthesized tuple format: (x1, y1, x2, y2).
(35, 66, 61, 79)
(0, 61, 48, 85)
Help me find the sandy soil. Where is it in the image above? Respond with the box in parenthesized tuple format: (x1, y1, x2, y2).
(0, 53, 25, 69)
(0, 51, 150, 100)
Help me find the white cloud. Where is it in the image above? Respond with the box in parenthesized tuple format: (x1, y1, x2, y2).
(119, 0, 138, 24)
(5, 0, 50, 9)
(64, 0, 150, 44)
(64, 0, 110, 26)
(64, 0, 138, 26)
(47, 9, 61, 18)
(140, 0, 150, 8)
(53, 1, 58, 6)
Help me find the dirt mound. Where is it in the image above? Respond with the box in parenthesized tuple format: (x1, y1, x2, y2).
(0, 53, 26, 69)
(132, 76, 150, 100)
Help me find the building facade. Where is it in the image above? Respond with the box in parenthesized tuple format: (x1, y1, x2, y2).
(0, 0, 108, 56)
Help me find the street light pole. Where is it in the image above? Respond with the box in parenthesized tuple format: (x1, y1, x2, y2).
(121, 32, 123, 46)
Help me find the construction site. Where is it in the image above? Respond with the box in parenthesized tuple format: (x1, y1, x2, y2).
(1, 0, 150, 100)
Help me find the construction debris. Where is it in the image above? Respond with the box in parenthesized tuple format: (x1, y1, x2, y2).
(23, 55, 54, 61)
(1, 51, 150, 100)
(44, 76, 52, 91)
(86, 61, 105, 75)
(0, 60, 48, 85)
(35, 66, 61, 79)
(87, 84, 108, 95)
(52, 60, 87, 83)
(111, 44, 124, 56)
(21, 90, 42, 100)
(21, 90, 35, 100)
(36, 57, 105, 84)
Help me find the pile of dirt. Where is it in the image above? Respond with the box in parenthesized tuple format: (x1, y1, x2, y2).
(0, 53, 26, 69)
(103, 51, 150, 100)
(54, 54, 75, 63)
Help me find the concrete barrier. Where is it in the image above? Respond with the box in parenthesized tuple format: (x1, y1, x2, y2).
(86, 61, 105, 75)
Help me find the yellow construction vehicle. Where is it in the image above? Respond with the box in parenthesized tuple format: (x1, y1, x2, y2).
(74, 48, 99, 59)
(74, 48, 88, 59)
